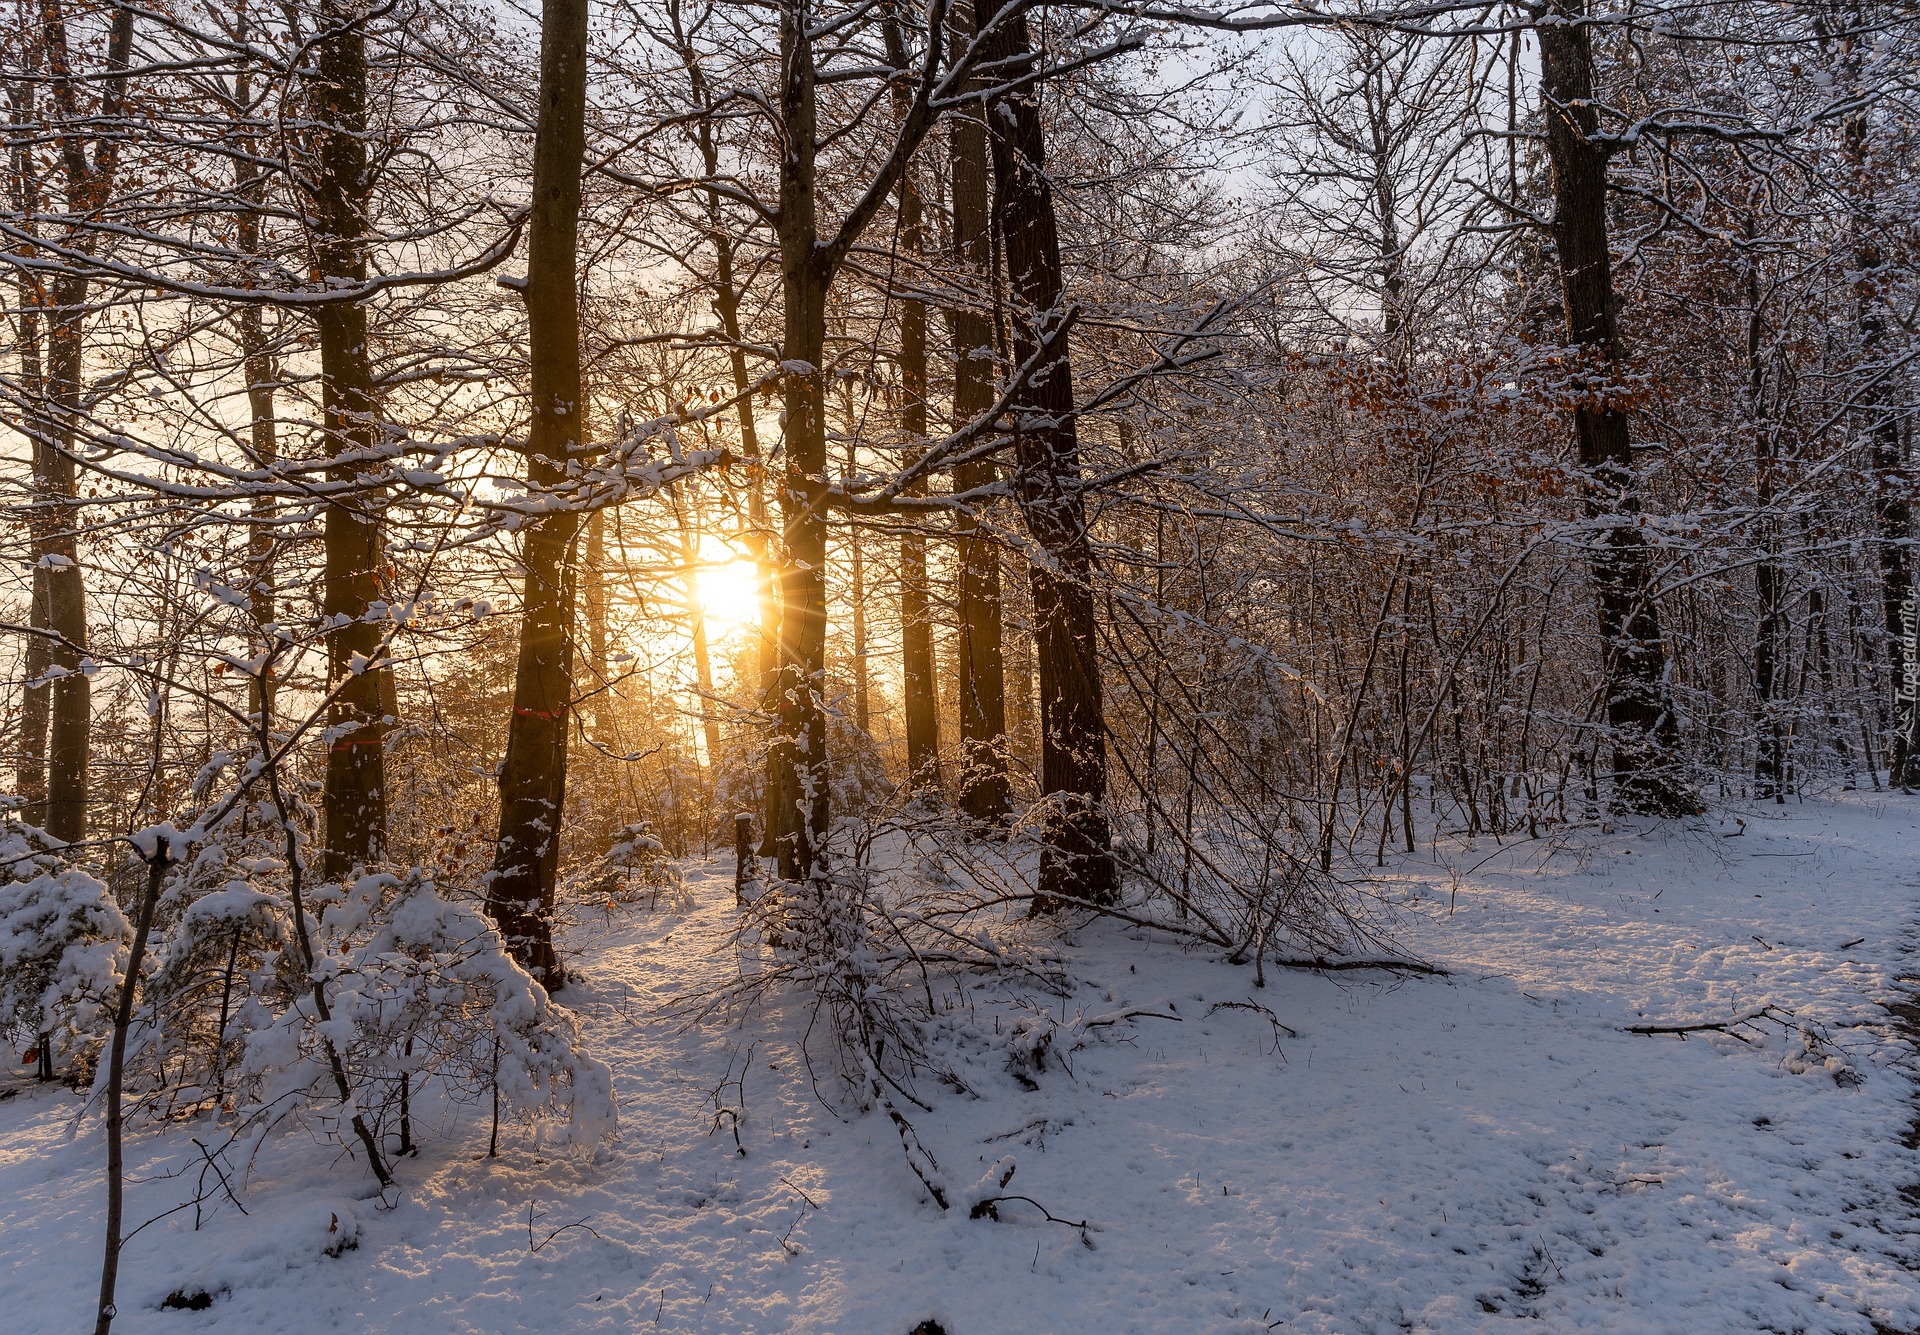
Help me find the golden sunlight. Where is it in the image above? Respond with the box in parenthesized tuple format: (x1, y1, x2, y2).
(691, 538, 759, 641)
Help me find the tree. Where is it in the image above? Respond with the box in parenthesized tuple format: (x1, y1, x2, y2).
(310, 0, 395, 875)
(488, 0, 591, 986)
(1535, 0, 1694, 815)
(945, 0, 1012, 823)
(986, 7, 1117, 908)
(18, 0, 134, 845)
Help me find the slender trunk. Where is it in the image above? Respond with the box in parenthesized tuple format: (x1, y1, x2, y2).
(986, 10, 1115, 910)
(236, 50, 279, 722)
(312, 1, 390, 875)
(242, 301, 277, 726)
(18, 564, 49, 822)
(883, 10, 941, 793)
(1537, 0, 1690, 815)
(668, 20, 785, 853)
(93, 852, 169, 1335)
(585, 508, 612, 740)
(850, 521, 870, 733)
(489, 0, 589, 985)
(1747, 238, 1783, 798)
(672, 489, 724, 766)
(946, 0, 1011, 822)
(35, 0, 132, 845)
(8, 64, 50, 823)
(1141, 508, 1165, 857)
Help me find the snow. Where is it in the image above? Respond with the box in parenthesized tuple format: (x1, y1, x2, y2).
(4, 796, 1920, 1333)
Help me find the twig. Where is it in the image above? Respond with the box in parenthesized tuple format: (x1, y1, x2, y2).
(527, 1200, 603, 1253)
(1205, 1000, 1299, 1052)
(779, 1175, 821, 1209)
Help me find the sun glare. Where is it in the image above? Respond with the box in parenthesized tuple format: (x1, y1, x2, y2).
(692, 540, 759, 641)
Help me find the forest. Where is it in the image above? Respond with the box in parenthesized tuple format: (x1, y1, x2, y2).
(3, 0, 1920, 1330)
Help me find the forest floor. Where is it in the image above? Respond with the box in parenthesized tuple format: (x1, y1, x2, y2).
(6, 795, 1920, 1333)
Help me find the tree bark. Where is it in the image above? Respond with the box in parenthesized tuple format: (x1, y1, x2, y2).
(1745, 236, 1783, 799)
(985, 9, 1116, 909)
(311, 0, 392, 875)
(945, 0, 1011, 822)
(1537, 0, 1692, 815)
(488, 0, 590, 986)
(771, 0, 833, 879)
(235, 34, 279, 724)
(32, 0, 133, 845)
(8, 59, 50, 824)
(884, 9, 941, 795)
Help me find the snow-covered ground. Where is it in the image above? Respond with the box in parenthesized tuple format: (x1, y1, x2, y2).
(6, 796, 1920, 1334)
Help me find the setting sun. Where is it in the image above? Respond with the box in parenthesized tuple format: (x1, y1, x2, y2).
(691, 539, 759, 640)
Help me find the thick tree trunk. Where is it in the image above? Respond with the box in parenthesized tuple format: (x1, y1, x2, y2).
(488, 0, 590, 986)
(312, 1, 391, 875)
(1537, 0, 1691, 816)
(985, 10, 1116, 909)
(945, 0, 1011, 822)
(771, 0, 833, 879)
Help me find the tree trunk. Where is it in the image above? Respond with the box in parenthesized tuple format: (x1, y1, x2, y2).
(312, 1, 392, 875)
(236, 42, 279, 723)
(488, 0, 589, 985)
(584, 508, 612, 741)
(32, 0, 133, 845)
(1537, 0, 1691, 816)
(884, 10, 941, 795)
(672, 488, 725, 767)
(945, 0, 1011, 822)
(985, 9, 1116, 909)
(1746, 239, 1783, 799)
(667, 18, 786, 854)
(8, 64, 50, 825)
(770, 0, 833, 879)
(1844, 110, 1916, 786)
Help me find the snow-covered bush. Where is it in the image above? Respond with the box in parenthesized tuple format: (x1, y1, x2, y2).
(94, 800, 614, 1156)
(0, 823, 131, 1076)
(271, 870, 616, 1150)
(136, 850, 294, 1114)
(566, 821, 691, 912)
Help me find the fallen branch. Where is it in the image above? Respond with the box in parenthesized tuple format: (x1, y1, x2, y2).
(1627, 1004, 1777, 1040)
(1078, 1009, 1183, 1029)
(970, 1195, 1098, 1248)
(866, 1056, 948, 1210)
(1267, 955, 1448, 976)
